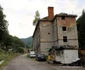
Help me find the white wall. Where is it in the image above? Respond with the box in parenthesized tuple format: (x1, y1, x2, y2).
(55, 50, 79, 64)
(63, 50, 78, 64)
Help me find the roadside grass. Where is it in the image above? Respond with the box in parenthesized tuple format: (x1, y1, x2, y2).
(0, 52, 21, 70)
(26, 53, 30, 58)
(26, 54, 36, 60)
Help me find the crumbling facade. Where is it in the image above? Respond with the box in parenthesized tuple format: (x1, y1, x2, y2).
(33, 7, 78, 57)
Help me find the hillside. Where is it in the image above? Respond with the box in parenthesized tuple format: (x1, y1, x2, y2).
(21, 36, 32, 48)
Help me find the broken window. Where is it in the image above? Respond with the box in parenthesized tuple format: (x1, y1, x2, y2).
(63, 36, 67, 42)
(61, 16, 65, 20)
(62, 27, 66, 31)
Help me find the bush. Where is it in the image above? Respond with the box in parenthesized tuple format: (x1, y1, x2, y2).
(17, 47, 24, 53)
(0, 49, 5, 53)
(0, 53, 8, 61)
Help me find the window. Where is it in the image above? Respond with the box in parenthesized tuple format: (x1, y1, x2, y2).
(61, 16, 65, 20)
(48, 32, 50, 34)
(63, 36, 67, 42)
(62, 27, 66, 31)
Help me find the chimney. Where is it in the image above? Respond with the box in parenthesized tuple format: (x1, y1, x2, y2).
(48, 7, 54, 20)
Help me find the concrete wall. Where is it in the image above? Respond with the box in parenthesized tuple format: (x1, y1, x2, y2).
(40, 21, 54, 41)
(58, 40, 78, 48)
(40, 43, 53, 55)
(53, 18, 58, 46)
(33, 25, 40, 53)
(40, 21, 54, 55)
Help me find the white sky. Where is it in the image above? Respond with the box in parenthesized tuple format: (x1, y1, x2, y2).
(0, 0, 85, 38)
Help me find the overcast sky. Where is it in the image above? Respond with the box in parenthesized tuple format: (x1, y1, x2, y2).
(0, 0, 85, 38)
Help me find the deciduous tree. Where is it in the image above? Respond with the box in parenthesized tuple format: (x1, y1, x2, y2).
(33, 11, 40, 26)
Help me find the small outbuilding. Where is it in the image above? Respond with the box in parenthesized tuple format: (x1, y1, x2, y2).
(48, 45, 79, 64)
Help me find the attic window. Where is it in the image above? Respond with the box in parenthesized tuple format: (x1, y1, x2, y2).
(62, 27, 66, 31)
(63, 36, 67, 42)
(61, 16, 65, 20)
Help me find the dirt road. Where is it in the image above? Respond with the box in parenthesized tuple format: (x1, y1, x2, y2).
(3, 54, 84, 70)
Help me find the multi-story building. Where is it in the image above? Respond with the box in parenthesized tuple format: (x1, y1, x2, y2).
(33, 7, 79, 63)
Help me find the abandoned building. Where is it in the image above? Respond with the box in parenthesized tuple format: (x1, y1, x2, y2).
(33, 7, 79, 64)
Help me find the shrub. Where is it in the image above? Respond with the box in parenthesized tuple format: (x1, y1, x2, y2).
(0, 49, 5, 53)
(17, 47, 24, 53)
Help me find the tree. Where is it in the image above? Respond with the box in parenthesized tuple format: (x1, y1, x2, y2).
(13, 36, 25, 47)
(0, 5, 8, 44)
(11, 36, 25, 52)
(0, 5, 25, 53)
(33, 11, 40, 26)
(77, 9, 85, 49)
(1, 34, 12, 51)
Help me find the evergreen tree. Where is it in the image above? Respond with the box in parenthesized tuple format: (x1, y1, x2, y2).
(77, 9, 85, 49)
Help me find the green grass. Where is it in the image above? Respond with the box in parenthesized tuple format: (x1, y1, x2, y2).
(0, 52, 21, 70)
(26, 53, 30, 58)
(26, 54, 35, 60)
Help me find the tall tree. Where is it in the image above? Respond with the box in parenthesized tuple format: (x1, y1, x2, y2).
(77, 9, 85, 49)
(0, 5, 8, 44)
(33, 11, 40, 26)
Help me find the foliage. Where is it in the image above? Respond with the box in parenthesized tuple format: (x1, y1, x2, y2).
(0, 5, 8, 44)
(33, 11, 40, 26)
(77, 9, 85, 49)
(13, 36, 25, 47)
(17, 47, 24, 53)
(0, 49, 4, 53)
(21, 36, 32, 48)
(0, 5, 28, 53)
(0, 34, 25, 52)
(10, 36, 25, 53)
(1, 34, 13, 51)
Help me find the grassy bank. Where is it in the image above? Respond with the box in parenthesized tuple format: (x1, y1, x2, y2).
(0, 52, 21, 70)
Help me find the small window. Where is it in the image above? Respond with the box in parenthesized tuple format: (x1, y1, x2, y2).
(62, 27, 66, 31)
(63, 36, 67, 42)
(48, 32, 50, 34)
(61, 16, 65, 20)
